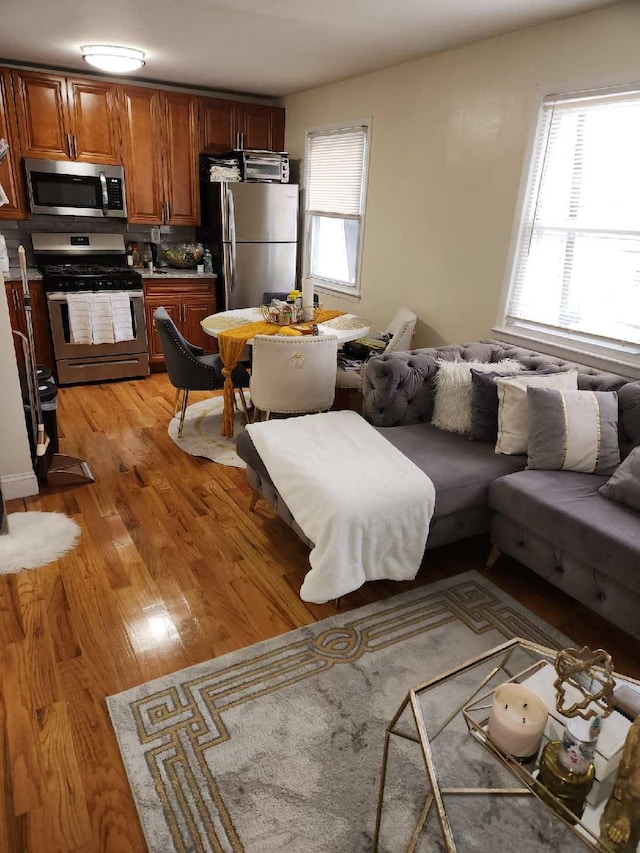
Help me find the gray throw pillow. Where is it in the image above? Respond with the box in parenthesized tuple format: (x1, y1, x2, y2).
(470, 369, 543, 443)
(527, 387, 620, 475)
(599, 446, 640, 511)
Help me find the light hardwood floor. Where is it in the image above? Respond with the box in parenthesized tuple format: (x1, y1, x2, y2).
(3, 373, 639, 852)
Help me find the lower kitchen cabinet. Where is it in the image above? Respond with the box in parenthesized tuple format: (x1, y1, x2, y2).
(143, 277, 217, 370)
(5, 280, 56, 378)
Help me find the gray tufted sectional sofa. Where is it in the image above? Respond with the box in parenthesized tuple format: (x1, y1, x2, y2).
(236, 340, 640, 640)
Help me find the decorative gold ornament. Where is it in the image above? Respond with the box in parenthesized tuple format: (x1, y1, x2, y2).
(553, 646, 615, 721)
(600, 715, 640, 852)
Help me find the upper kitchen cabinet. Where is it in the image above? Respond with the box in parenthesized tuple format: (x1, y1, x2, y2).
(66, 79, 120, 164)
(120, 86, 199, 226)
(240, 103, 285, 151)
(161, 92, 199, 225)
(199, 98, 285, 153)
(0, 69, 26, 219)
(12, 70, 120, 164)
(119, 85, 164, 224)
(199, 97, 236, 154)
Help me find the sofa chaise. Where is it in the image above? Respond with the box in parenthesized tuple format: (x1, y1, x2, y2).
(236, 340, 640, 640)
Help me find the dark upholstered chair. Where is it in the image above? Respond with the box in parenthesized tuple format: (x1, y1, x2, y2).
(262, 291, 319, 305)
(153, 307, 250, 437)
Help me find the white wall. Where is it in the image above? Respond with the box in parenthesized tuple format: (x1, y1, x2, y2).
(0, 271, 38, 499)
(285, 2, 640, 348)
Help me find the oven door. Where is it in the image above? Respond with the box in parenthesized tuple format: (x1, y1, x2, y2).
(24, 158, 127, 218)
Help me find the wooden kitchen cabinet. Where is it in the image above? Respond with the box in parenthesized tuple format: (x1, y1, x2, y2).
(5, 280, 56, 378)
(241, 103, 285, 151)
(182, 297, 216, 352)
(121, 87, 199, 226)
(161, 92, 200, 225)
(119, 85, 165, 225)
(0, 69, 26, 219)
(66, 78, 120, 164)
(144, 295, 181, 366)
(199, 97, 237, 154)
(199, 97, 285, 153)
(143, 278, 216, 369)
(12, 69, 120, 164)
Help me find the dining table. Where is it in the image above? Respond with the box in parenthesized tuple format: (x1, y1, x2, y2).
(201, 306, 371, 437)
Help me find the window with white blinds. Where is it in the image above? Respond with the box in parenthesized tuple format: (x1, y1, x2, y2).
(304, 124, 370, 295)
(502, 87, 640, 362)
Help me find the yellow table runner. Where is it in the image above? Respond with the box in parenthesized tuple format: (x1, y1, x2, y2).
(218, 309, 344, 437)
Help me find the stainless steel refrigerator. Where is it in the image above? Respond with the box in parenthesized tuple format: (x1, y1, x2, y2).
(198, 181, 299, 310)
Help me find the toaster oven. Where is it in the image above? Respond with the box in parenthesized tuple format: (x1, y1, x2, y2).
(239, 150, 289, 183)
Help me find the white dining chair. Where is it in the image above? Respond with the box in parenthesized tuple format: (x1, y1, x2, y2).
(250, 334, 339, 419)
(336, 306, 418, 390)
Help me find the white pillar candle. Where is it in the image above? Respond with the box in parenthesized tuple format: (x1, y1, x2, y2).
(488, 683, 548, 758)
(302, 277, 314, 309)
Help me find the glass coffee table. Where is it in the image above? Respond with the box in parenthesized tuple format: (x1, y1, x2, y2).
(373, 638, 640, 853)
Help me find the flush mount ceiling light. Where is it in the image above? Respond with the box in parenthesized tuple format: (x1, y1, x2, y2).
(81, 45, 145, 73)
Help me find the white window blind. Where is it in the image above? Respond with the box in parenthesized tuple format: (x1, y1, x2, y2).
(306, 127, 367, 216)
(505, 87, 640, 354)
(304, 124, 370, 294)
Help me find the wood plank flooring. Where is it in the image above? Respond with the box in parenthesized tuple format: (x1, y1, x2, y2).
(3, 373, 639, 852)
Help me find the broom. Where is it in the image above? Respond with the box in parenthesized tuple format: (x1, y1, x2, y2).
(18, 245, 50, 478)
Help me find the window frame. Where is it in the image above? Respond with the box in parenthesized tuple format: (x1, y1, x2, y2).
(495, 84, 640, 378)
(302, 120, 371, 300)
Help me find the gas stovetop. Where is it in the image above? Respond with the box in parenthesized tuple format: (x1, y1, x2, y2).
(40, 263, 143, 292)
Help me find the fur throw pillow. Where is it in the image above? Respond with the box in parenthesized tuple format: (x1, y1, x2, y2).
(432, 359, 524, 435)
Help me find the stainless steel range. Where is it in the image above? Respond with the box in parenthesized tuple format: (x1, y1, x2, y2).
(33, 233, 149, 385)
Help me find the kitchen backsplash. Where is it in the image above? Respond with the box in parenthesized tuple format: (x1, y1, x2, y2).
(0, 216, 196, 267)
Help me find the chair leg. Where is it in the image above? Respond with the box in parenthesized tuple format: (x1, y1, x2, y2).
(486, 545, 501, 569)
(265, 411, 271, 421)
(172, 388, 183, 418)
(237, 388, 250, 424)
(249, 491, 259, 511)
(178, 389, 190, 438)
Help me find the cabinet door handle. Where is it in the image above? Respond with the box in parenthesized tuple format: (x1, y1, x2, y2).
(166, 200, 171, 222)
(67, 133, 74, 158)
(12, 289, 19, 312)
(72, 134, 78, 159)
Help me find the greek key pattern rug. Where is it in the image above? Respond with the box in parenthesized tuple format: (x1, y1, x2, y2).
(107, 572, 576, 853)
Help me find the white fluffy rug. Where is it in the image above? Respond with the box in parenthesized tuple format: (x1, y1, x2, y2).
(167, 395, 248, 468)
(0, 512, 81, 573)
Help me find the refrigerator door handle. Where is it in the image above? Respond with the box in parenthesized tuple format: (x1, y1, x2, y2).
(222, 245, 231, 310)
(228, 188, 237, 297)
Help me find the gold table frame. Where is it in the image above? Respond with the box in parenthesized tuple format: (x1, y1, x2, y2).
(373, 637, 640, 853)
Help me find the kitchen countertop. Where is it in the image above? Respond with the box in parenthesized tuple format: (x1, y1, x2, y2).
(140, 269, 217, 279)
(3, 268, 216, 282)
(5, 267, 43, 281)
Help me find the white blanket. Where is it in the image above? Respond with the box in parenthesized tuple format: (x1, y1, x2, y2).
(245, 410, 435, 603)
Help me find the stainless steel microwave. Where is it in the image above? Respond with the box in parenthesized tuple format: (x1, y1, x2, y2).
(24, 158, 127, 218)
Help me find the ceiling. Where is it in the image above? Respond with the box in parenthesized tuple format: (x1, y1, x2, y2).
(0, 0, 618, 99)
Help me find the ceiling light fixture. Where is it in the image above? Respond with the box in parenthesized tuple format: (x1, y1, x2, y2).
(81, 45, 145, 73)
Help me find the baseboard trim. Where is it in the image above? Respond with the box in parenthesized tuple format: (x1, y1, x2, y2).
(1, 471, 39, 500)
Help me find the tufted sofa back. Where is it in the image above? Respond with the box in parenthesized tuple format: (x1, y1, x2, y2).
(362, 339, 640, 452)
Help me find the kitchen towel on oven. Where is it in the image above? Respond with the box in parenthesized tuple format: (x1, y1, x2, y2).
(109, 291, 134, 342)
(66, 292, 92, 345)
(90, 293, 116, 345)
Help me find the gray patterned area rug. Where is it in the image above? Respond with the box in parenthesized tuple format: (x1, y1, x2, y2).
(107, 571, 586, 853)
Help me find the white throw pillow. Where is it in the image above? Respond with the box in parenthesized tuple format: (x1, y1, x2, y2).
(431, 358, 524, 435)
(494, 369, 579, 455)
